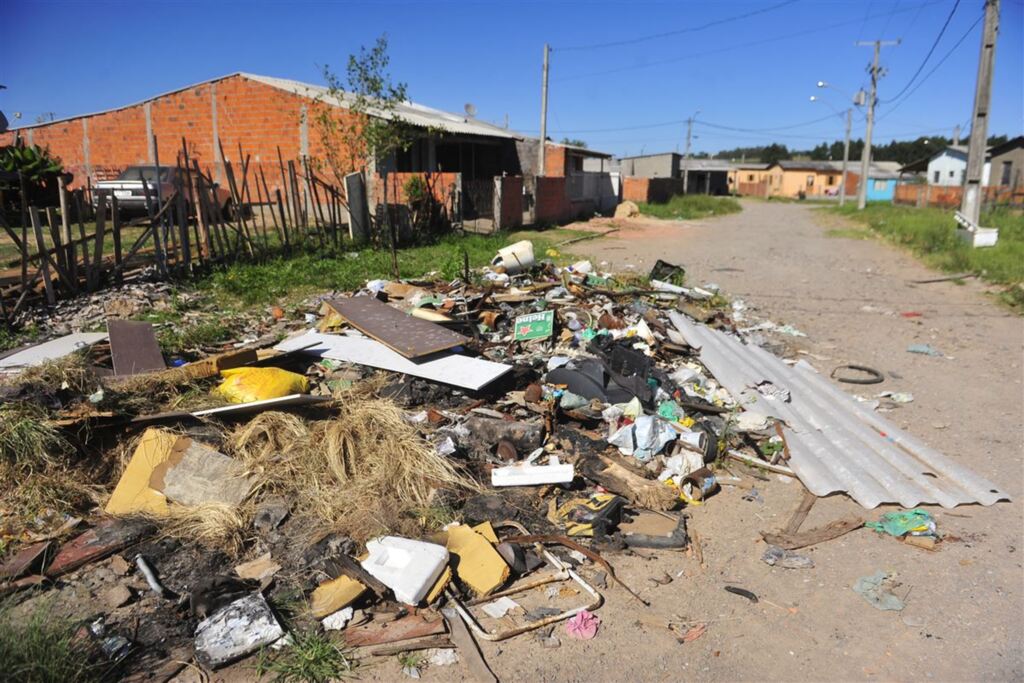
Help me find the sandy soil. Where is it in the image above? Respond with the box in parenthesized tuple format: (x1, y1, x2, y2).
(143, 200, 1024, 681)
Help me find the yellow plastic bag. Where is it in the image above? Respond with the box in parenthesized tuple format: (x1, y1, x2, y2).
(214, 367, 309, 404)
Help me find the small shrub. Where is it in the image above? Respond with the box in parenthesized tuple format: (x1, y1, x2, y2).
(638, 195, 742, 220)
(255, 629, 357, 682)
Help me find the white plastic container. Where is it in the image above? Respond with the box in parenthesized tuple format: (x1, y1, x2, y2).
(360, 536, 449, 605)
(491, 240, 535, 274)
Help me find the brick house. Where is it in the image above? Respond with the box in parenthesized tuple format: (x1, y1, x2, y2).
(0, 72, 534, 226)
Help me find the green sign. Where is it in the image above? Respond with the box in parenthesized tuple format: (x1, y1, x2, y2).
(514, 310, 554, 341)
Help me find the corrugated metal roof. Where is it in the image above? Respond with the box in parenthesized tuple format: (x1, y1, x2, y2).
(669, 312, 1010, 509)
(243, 73, 522, 140)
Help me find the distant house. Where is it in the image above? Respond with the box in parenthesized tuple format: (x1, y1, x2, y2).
(901, 145, 992, 187)
(768, 161, 846, 198)
(863, 163, 902, 202)
(618, 152, 732, 195)
(988, 135, 1024, 188)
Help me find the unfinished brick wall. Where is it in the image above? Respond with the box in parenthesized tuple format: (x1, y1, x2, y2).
(374, 172, 460, 207)
(495, 176, 523, 230)
(622, 177, 686, 203)
(0, 74, 365, 196)
(535, 176, 572, 224)
(544, 144, 567, 177)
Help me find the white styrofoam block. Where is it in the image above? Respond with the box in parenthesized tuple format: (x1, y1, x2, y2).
(360, 536, 449, 605)
(490, 457, 575, 487)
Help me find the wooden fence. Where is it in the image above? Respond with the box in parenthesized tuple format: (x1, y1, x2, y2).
(893, 183, 1024, 209)
(0, 136, 353, 324)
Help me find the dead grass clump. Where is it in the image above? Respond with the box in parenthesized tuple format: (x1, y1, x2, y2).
(229, 399, 479, 542)
(11, 352, 97, 398)
(0, 403, 72, 471)
(155, 502, 252, 557)
(0, 463, 105, 522)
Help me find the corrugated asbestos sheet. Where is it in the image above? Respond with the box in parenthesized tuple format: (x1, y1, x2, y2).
(669, 312, 1009, 509)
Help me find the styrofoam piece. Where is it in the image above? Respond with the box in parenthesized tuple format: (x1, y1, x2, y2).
(0, 333, 107, 372)
(491, 456, 575, 487)
(275, 330, 511, 391)
(360, 536, 449, 605)
(957, 227, 998, 247)
(191, 394, 329, 416)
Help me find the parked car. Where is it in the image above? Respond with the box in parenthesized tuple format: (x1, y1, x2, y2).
(93, 166, 232, 217)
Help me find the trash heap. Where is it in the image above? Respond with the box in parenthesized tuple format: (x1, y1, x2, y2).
(0, 239, 1004, 678)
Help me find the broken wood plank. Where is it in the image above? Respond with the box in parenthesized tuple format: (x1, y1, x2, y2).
(344, 612, 447, 648)
(108, 320, 166, 376)
(0, 541, 55, 581)
(46, 518, 154, 578)
(325, 296, 470, 359)
(323, 553, 390, 600)
(29, 208, 55, 305)
(761, 516, 864, 551)
(784, 489, 817, 535)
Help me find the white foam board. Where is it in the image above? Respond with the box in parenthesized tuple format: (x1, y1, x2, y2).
(0, 333, 108, 372)
(275, 330, 512, 391)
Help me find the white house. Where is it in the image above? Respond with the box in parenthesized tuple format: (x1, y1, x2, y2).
(926, 145, 991, 187)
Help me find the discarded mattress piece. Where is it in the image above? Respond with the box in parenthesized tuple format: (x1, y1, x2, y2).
(670, 311, 1009, 508)
(275, 330, 512, 391)
(0, 332, 108, 373)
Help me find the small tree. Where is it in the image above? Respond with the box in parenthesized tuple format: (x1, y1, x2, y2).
(560, 137, 588, 149)
(317, 35, 412, 274)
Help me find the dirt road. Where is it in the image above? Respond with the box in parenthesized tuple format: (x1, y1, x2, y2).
(519, 198, 1019, 682)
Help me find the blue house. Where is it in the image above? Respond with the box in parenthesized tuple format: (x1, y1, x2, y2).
(864, 162, 903, 202)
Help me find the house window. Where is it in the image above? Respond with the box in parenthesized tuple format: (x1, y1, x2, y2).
(827, 175, 835, 185)
(1001, 161, 1012, 186)
(933, 170, 940, 183)
(806, 175, 814, 187)
(747, 174, 754, 182)
(949, 170, 955, 178)
(873, 180, 886, 191)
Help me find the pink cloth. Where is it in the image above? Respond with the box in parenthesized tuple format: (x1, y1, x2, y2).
(565, 609, 600, 640)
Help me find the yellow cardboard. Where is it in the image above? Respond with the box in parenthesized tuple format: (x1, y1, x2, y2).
(472, 521, 499, 544)
(446, 524, 509, 597)
(425, 566, 452, 604)
(103, 428, 177, 516)
(310, 576, 367, 618)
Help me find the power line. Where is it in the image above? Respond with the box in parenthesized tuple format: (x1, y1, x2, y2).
(524, 111, 837, 136)
(881, 0, 961, 103)
(553, 0, 946, 83)
(554, 0, 798, 52)
(877, 10, 984, 121)
(694, 113, 839, 133)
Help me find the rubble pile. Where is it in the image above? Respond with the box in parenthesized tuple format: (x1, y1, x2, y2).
(0, 241, 1007, 679)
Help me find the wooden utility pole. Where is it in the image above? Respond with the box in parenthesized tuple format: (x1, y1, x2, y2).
(960, 0, 1000, 225)
(856, 39, 899, 210)
(682, 117, 695, 195)
(538, 43, 550, 177)
(840, 108, 852, 207)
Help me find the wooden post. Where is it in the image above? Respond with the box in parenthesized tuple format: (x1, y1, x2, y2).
(277, 146, 294, 229)
(90, 194, 107, 291)
(18, 172, 30, 289)
(276, 189, 290, 252)
(59, 179, 76, 289)
(111, 196, 123, 286)
(75, 190, 91, 275)
(44, 207, 68, 289)
(259, 166, 281, 245)
(30, 208, 56, 305)
(177, 188, 191, 272)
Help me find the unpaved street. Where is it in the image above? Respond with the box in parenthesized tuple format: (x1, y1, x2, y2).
(547, 199, 1022, 681)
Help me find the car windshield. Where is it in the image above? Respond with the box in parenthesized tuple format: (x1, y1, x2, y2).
(117, 166, 172, 182)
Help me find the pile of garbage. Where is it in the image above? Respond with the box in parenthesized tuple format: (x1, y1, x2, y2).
(0, 239, 1006, 679)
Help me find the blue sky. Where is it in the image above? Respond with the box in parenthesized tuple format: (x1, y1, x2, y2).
(2, 0, 1021, 158)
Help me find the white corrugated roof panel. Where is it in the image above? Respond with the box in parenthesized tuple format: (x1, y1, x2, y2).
(670, 312, 1010, 509)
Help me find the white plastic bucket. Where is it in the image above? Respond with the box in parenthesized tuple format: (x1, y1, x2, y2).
(491, 240, 535, 274)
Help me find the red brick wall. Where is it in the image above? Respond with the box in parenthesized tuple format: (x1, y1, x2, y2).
(622, 177, 686, 203)
(544, 143, 567, 177)
(535, 176, 572, 224)
(0, 74, 365, 195)
(496, 176, 523, 230)
(374, 172, 460, 207)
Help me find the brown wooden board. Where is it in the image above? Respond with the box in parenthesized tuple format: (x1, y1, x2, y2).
(326, 296, 470, 359)
(108, 320, 166, 376)
(46, 518, 154, 578)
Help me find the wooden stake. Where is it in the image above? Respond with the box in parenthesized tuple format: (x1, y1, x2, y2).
(30, 208, 56, 305)
(59, 178, 76, 289)
(90, 195, 107, 291)
(111, 196, 123, 286)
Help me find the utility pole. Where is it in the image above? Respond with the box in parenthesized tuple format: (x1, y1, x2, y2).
(840, 107, 852, 207)
(682, 111, 699, 194)
(952, 123, 961, 146)
(855, 39, 899, 210)
(538, 43, 550, 177)
(961, 0, 1000, 226)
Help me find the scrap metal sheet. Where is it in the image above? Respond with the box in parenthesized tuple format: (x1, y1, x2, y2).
(670, 312, 1009, 509)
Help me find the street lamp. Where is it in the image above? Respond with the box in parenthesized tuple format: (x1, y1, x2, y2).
(811, 88, 854, 207)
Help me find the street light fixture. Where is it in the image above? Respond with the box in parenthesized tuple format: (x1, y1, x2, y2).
(811, 84, 854, 207)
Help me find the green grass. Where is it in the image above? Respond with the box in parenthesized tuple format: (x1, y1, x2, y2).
(157, 320, 234, 355)
(829, 203, 1024, 309)
(825, 227, 872, 240)
(0, 599, 106, 683)
(0, 403, 71, 472)
(204, 230, 570, 308)
(254, 629, 357, 682)
(638, 195, 742, 220)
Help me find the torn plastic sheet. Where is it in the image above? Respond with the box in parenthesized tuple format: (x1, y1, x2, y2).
(608, 416, 677, 462)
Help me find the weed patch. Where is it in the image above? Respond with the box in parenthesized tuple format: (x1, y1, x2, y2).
(638, 195, 742, 220)
(0, 599, 106, 683)
(255, 628, 357, 682)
